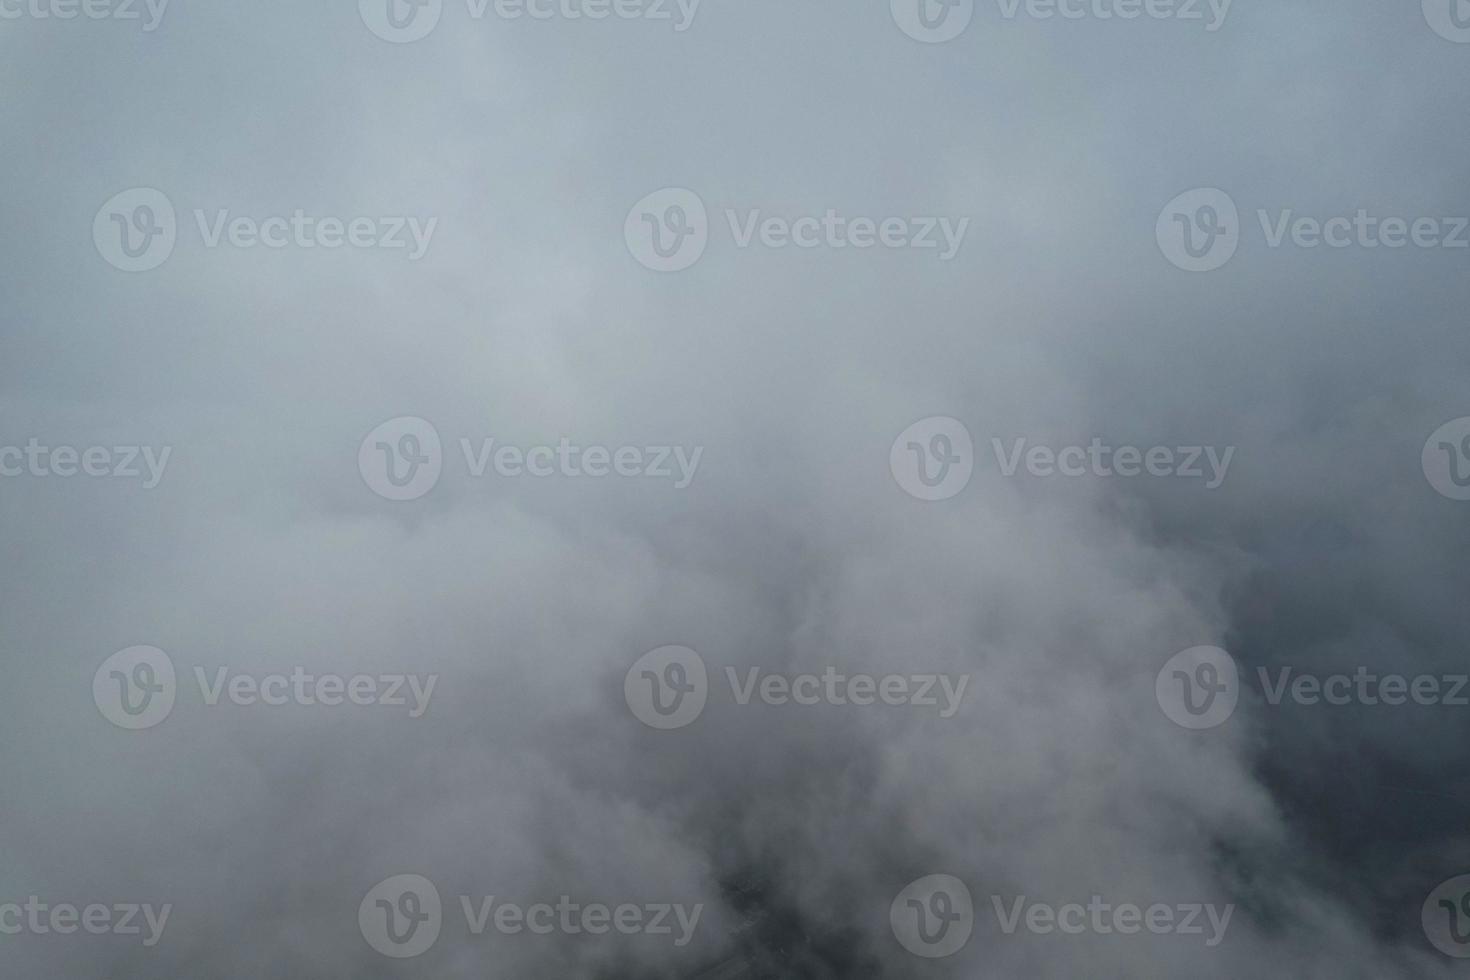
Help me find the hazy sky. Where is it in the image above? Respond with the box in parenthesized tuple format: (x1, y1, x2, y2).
(3, 0, 1470, 976)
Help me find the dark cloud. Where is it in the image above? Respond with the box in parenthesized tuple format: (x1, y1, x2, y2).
(2, 0, 1468, 976)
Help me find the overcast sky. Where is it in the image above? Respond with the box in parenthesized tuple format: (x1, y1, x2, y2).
(3, 0, 1470, 976)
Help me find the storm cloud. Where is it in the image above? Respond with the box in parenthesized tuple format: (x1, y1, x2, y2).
(2, 0, 1469, 976)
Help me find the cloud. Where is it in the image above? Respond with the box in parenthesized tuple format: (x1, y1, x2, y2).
(2, 0, 1468, 975)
